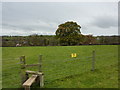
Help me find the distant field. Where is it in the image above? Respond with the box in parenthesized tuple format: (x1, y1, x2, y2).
(2, 45, 118, 88)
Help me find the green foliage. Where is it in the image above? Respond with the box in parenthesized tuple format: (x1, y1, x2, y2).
(97, 36, 119, 45)
(2, 35, 59, 47)
(2, 35, 120, 47)
(55, 21, 82, 45)
(81, 35, 97, 45)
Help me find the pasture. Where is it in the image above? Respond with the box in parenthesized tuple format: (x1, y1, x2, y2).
(2, 45, 118, 88)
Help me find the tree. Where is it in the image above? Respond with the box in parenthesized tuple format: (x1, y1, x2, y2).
(82, 35, 97, 45)
(55, 21, 81, 45)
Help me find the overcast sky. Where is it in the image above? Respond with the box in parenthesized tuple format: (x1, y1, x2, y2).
(1, 2, 118, 36)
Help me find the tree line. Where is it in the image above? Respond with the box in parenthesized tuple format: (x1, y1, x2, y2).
(1, 21, 120, 47)
(1, 35, 120, 47)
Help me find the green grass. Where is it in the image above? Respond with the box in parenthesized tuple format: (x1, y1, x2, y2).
(2, 45, 118, 88)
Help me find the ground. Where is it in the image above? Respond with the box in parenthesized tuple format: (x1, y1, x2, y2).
(2, 45, 118, 88)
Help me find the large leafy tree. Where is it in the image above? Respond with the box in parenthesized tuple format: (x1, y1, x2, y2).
(55, 21, 81, 45)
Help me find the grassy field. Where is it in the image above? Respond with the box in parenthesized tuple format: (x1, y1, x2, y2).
(2, 45, 118, 88)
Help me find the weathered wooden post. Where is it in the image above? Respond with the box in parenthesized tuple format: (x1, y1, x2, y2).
(40, 73, 44, 87)
(91, 50, 95, 71)
(20, 56, 25, 85)
(38, 55, 44, 87)
(20, 55, 29, 85)
(39, 55, 42, 72)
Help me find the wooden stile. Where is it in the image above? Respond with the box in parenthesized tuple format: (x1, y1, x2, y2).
(26, 70, 44, 87)
(20, 55, 44, 90)
(23, 75, 38, 90)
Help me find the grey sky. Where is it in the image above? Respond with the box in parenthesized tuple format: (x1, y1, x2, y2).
(1, 2, 118, 36)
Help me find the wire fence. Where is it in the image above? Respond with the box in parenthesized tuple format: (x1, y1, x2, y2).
(2, 52, 116, 63)
(2, 51, 117, 70)
(42, 51, 117, 82)
(2, 50, 118, 86)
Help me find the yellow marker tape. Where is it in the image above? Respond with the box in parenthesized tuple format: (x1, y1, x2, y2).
(74, 53, 77, 57)
(71, 53, 77, 58)
(71, 53, 73, 57)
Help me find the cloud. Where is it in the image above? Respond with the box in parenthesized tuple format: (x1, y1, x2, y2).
(2, 2, 118, 36)
(2, 20, 58, 36)
(92, 15, 118, 29)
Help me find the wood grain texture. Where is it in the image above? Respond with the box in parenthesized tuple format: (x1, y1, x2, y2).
(23, 75, 38, 87)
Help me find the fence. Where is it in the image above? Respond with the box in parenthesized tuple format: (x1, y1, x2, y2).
(2, 50, 118, 88)
(42, 51, 117, 84)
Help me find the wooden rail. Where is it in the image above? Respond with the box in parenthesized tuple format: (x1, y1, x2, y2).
(26, 70, 43, 75)
(23, 75, 38, 90)
(24, 64, 41, 67)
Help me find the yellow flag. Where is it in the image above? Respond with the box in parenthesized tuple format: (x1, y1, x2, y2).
(71, 53, 77, 58)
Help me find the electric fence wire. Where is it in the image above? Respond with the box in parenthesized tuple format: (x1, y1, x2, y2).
(43, 60, 91, 74)
(2, 62, 22, 68)
(43, 56, 92, 65)
(95, 53, 117, 61)
(3, 52, 117, 73)
(44, 63, 91, 82)
(43, 52, 117, 80)
(3, 66, 20, 70)
(2, 58, 19, 61)
(1, 55, 100, 70)
(2, 51, 118, 87)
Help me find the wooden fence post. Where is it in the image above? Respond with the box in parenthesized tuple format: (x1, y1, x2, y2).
(20, 55, 28, 85)
(38, 55, 44, 87)
(39, 55, 42, 72)
(40, 73, 44, 87)
(91, 50, 95, 71)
